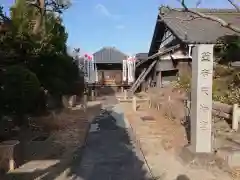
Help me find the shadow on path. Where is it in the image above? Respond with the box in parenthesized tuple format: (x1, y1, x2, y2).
(176, 174, 190, 180)
(4, 98, 153, 180)
(68, 108, 153, 180)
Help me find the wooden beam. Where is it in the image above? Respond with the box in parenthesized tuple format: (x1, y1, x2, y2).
(148, 44, 181, 60)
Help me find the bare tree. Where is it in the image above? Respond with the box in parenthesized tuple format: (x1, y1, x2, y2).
(226, 0, 240, 11)
(26, 0, 71, 34)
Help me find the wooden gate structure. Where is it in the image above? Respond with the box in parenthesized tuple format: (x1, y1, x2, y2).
(92, 47, 128, 93)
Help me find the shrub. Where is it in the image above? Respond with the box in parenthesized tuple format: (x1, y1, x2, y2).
(214, 65, 233, 78)
(0, 65, 41, 119)
(175, 74, 191, 92)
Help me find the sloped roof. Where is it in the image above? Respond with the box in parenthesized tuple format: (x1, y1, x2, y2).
(135, 53, 148, 60)
(159, 7, 240, 44)
(93, 47, 128, 63)
(135, 53, 148, 64)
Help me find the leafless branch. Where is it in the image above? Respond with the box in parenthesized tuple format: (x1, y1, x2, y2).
(26, 0, 70, 34)
(164, 15, 201, 23)
(0, 6, 10, 22)
(227, 0, 240, 12)
(175, 0, 240, 33)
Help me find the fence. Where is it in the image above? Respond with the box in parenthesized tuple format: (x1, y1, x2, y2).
(185, 99, 240, 131)
(129, 93, 240, 131)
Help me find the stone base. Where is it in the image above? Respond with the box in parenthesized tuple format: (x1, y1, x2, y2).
(178, 144, 216, 166)
(179, 144, 233, 172)
(216, 147, 240, 168)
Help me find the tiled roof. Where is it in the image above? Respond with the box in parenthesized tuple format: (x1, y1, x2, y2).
(93, 47, 128, 64)
(135, 53, 148, 60)
(135, 53, 148, 64)
(159, 7, 240, 44)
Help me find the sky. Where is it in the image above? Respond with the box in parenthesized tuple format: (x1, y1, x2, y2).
(1, 0, 237, 55)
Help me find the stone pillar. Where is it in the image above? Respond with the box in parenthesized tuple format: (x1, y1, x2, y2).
(190, 44, 214, 153)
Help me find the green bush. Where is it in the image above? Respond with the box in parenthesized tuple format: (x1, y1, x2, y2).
(175, 74, 191, 92)
(30, 54, 84, 96)
(214, 65, 233, 78)
(175, 74, 236, 104)
(0, 65, 40, 117)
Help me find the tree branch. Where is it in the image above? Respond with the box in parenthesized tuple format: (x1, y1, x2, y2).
(0, 6, 10, 22)
(26, 0, 70, 34)
(176, 0, 240, 33)
(227, 0, 240, 12)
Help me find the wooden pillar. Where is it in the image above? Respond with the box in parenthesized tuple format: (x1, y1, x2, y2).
(146, 77, 151, 90)
(156, 71, 162, 88)
(0, 140, 20, 172)
(121, 86, 124, 93)
(124, 90, 127, 100)
(232, 104, 240, 131)
(141, 82, 145, 92)
(83, 94, 87, 112)
(132, 96, 137, 111)
(91, 90, 95, 101)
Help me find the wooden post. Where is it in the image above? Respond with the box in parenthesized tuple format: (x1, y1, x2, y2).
(69, 95, 77, 107)
(91, 90, 95, 101)
(9, 150, 15, 171)
(132, 96, 137, 111)
(0, 140, 19, 172)
(232, 104, 240, 131)
(147, 77, 151, 91)
(156, 71, 162, 88)
(124, 90, 127, 100)
(83, 94, 87, 112)
(148, 98, 151, 109)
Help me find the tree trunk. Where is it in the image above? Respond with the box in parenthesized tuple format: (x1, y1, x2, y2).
(33, 0, 45, 34)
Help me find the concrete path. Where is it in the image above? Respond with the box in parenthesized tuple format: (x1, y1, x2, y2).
(2, 96, 152, 180)
(67, 96, 152, 180)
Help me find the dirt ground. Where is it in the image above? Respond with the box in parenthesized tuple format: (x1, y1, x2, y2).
(138, 87, 240, 154)
(50, 102, 102, 157)
(2, 101, 102, 180)
(120, 86, 239, 180)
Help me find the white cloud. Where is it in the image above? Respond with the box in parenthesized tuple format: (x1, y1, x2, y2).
(95, 4, 111, 17)
(95, 3, 121, 20)
(115, 25, 125, 30)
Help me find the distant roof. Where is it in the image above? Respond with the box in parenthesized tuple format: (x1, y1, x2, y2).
(93, 47, 127, 56)
(93, 47, 128, 64)
(135, 53, 148, 60)
(231, 61, 240, 67)
(135, 53, 148, 64)
(159, 7, 240, 44)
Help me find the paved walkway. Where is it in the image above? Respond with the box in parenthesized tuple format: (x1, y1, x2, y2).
(3, 96, 151, 180)
(67, 96, 152, 180)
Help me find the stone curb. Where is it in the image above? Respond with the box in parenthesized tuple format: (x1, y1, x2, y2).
(115, 103, 156, 180)
(57, 106, 101, 178)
